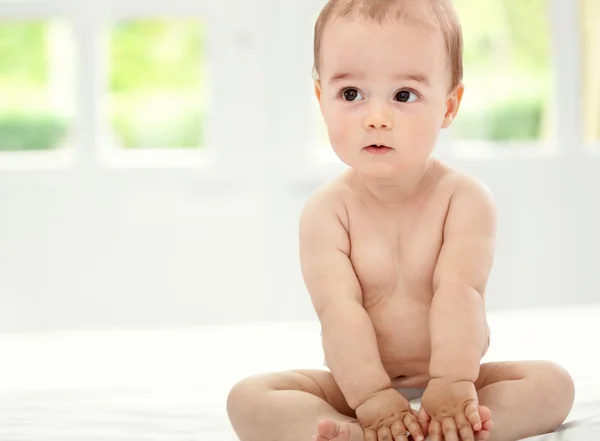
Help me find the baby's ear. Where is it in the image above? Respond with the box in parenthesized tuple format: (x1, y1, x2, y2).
(442, 83, 464, 128)
(314, 80, 324, 113)
(314, 80, 323, 102)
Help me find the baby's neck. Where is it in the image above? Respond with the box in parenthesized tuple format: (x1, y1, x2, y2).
(353, 159, 437, 205)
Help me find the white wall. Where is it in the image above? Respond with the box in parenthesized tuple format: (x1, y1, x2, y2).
(2, 155, 599, 333)
(0, 0, 599, 333)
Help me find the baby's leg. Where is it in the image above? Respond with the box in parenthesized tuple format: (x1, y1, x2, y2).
(227, 369, 364, 441)
(474, 360, 575, 441)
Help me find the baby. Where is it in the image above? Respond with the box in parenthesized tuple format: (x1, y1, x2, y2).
(227, 1, 575, 440)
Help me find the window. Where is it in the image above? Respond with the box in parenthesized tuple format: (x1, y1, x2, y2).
(107, 19, 206, 150)
(451, 0, 553, 147)
(0, 20, 74, 152)
(0, 0, 232, 169)
(582, 0, 599, 143)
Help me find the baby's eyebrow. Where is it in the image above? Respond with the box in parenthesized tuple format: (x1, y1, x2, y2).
(394, 72, 430, 86)
(328, 72, 357, 85)
(328, 71, 430, 86)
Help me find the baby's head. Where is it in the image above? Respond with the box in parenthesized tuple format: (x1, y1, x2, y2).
(313, 0, 464, 179)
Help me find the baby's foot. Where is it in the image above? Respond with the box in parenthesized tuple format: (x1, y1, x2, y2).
(312, 419, 363, 441)
(474, 406, 494, 441)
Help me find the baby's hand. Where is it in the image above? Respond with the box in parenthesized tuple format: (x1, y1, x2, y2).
(419, 378, 482, 441)
(355, 388, 425, 441)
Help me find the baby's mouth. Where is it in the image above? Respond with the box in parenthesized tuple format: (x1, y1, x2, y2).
(365, 144, 393, 150)
(364, 144, 394, 154)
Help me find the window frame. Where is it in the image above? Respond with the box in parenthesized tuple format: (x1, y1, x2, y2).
(0, 0, 262, 178)
(0, 0, 590, 174)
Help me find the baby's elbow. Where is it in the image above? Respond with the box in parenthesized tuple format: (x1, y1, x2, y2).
(434, 280, 485, 303)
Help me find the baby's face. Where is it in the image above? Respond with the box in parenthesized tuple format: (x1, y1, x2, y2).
(316, 17, 462, 179)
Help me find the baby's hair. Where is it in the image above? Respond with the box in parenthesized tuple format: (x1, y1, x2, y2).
(313, 0, 463, 90)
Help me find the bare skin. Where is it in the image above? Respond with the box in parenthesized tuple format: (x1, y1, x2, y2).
(227, 165, 574, 441)
(227, 6, 575, 441)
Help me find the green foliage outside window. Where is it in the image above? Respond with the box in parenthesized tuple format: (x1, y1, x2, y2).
(0, 2, 553, 151)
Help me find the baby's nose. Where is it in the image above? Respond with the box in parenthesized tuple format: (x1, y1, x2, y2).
(364, 108, 393, 130)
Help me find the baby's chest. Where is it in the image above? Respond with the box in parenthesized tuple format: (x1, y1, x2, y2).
(349, 218, 444, 295)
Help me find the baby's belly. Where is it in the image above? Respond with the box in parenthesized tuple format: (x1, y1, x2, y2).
(367, 296, 433, 387)
(366, 296, 492, 388)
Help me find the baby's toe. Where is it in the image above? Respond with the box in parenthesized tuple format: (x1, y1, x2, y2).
(316, 420, 360, 441)
(478, 406, 492, 423)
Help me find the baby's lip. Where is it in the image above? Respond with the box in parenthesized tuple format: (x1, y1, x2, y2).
(365, 144, 393, 149)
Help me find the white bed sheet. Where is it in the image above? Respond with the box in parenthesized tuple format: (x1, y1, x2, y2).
(0, 304, 598, 440)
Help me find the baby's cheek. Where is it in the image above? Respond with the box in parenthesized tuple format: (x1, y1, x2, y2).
(330, 126, 346, 143)
(409, 118, 442, 151)
(327, 122, 349, 146)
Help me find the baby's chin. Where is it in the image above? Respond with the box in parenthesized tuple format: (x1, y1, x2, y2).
(330, 146, 428, 178)
(351, 162, 413, 181)
(351, 154, 417, 173)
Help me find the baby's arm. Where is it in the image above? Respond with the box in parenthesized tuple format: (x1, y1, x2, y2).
(429, 177, 497, 382)
(299, 194, 390, 410)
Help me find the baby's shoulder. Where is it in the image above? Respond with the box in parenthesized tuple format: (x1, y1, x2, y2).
(434, 163, 496, 225)
(436, 163, 494, 202)
(300, 174, 351, 229)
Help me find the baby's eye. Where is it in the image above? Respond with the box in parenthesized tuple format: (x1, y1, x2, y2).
(342, 88, 364, 102)
(395, 90, 418, 103)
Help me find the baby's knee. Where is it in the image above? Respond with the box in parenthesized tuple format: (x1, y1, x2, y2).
(534, 361, 575, 414)
(539, 362, 574, 395)
(227, 374, 270, 420)
(226, 371, 295, 419)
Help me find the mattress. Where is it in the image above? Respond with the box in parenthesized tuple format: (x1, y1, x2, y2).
(0, 304, 599, 440)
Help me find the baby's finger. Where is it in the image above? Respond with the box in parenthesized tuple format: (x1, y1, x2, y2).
(377, 425, 393, 441)
(403, 412, 424, 441)
(417, 406, 431, 423)
(482, 420, 494, 432)
(441, 417, 459, 441)
(410, 408, 427, 435)
(416, 407, 430, 435)
(455, 414, 475, 441)
(428, 420, 443, 441)
(465, 402, 481, 431)
(364, 428, 378, 441)
(390, 420, 408, 441)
